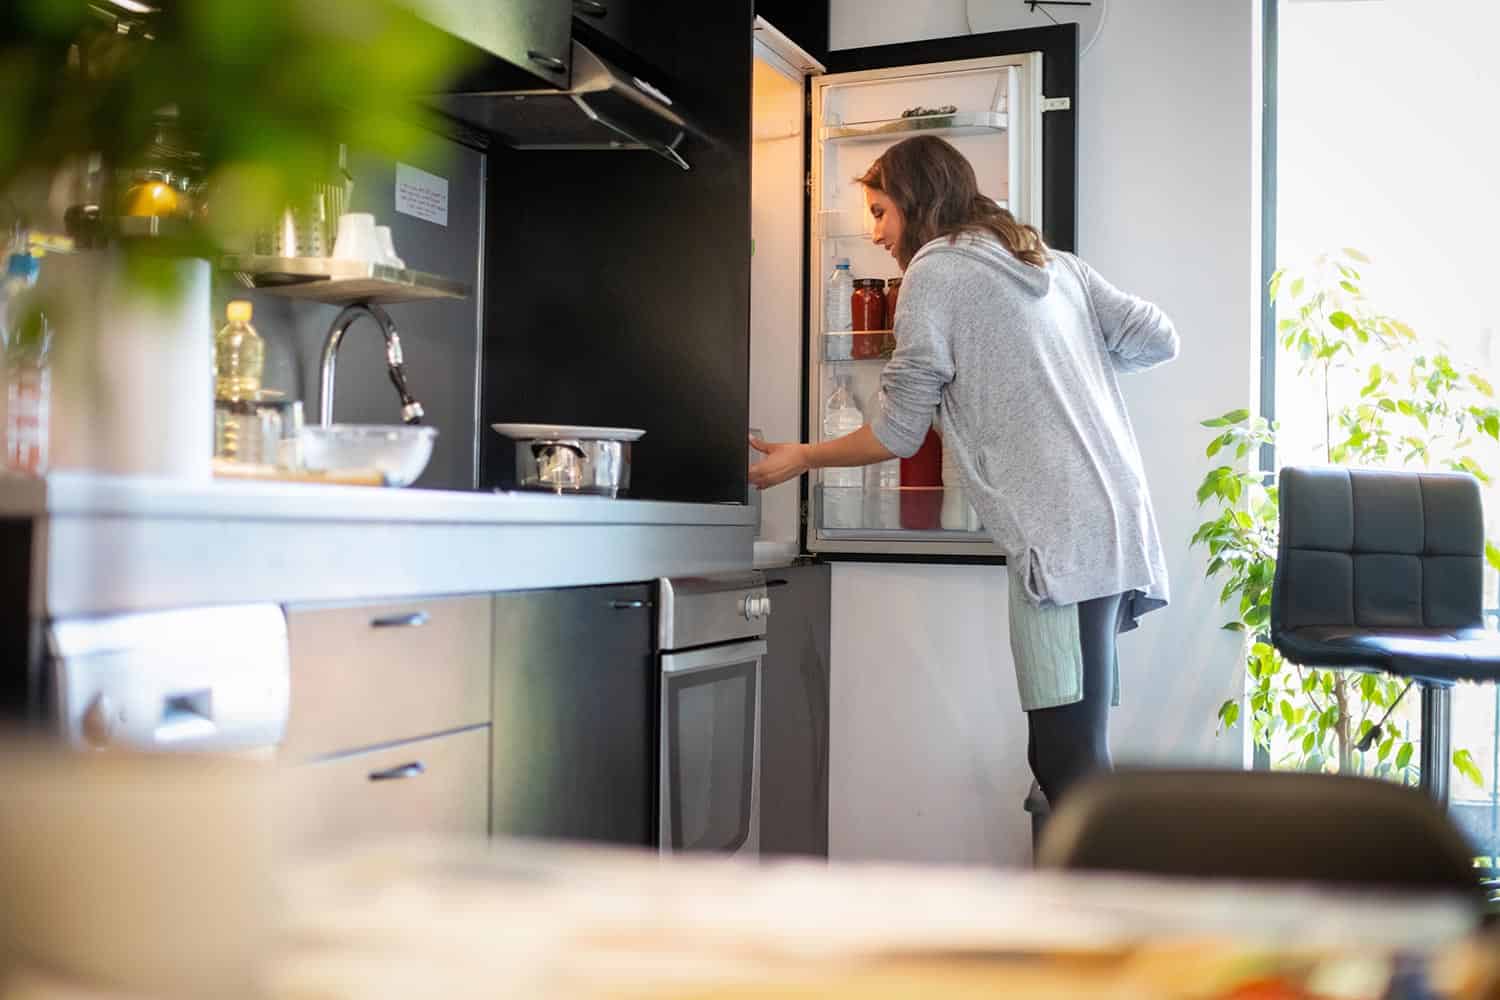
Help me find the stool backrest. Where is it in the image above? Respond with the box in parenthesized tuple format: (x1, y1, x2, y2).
(1273, 467, 1485, 636)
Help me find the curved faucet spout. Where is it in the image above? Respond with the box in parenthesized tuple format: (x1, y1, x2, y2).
(317, 303, 425, 426)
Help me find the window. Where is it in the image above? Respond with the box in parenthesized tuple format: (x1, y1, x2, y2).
(1272, 0, 1500, 857)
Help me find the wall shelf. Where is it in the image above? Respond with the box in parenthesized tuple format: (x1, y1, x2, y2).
(822, 110, 1009, 142)
(220, 256, 471, 306)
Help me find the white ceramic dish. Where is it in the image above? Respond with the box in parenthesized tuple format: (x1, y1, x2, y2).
(300, 424, 437, 487)
(490, 423, 646, 442)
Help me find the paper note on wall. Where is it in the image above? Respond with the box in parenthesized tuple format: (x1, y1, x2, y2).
(395, 163, 449, 227)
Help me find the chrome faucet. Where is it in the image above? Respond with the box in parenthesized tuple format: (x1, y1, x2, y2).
(317, 303, 425, 426)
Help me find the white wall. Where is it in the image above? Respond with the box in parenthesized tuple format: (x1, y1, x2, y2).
(826, 0, 1259, 864)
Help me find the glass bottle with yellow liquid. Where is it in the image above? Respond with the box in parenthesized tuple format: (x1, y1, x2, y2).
(213, 300, 267, 462)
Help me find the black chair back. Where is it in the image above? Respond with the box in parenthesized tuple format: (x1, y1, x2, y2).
(1037, 769, 1479, 896)
(1273, 467, 1485, 642)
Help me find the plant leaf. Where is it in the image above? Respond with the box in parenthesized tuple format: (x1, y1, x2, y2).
(1342, 247, 1371, 263)
(1396, 742, 1414, 771)
(1454, 749, 1485, 788)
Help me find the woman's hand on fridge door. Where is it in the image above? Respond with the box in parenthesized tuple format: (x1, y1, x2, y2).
(750, 425, 898, 490)
(749, 436, 810, 490)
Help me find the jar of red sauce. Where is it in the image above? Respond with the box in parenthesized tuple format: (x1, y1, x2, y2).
(882, 277, 902, 354)
(851, 279, 886, 359)
(900, 426, 943, 530)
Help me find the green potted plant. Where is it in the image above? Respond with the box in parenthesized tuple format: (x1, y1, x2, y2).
(1195, 248, 1500, 784)
(0, 0, 472, 479)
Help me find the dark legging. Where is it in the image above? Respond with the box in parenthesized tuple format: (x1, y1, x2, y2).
(1026, 592, 1124, 809)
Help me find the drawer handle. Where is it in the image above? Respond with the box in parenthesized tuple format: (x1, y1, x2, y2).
(610, 599, 651, 610)
(528, 50, 567, 72)
(370, 611, 430, 629)
(574, 0, 608, 15)
(369, 761, 425, 782)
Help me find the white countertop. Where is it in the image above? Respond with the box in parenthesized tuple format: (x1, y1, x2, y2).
(0, 471, 756, 527)
(3, 473, 756, 617)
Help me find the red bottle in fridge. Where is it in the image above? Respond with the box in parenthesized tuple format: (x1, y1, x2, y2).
(900, 427, 943, 530)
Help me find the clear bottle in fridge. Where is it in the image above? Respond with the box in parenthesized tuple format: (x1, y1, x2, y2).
(825, 257, 853, 361)
(821, 374, 864, 529)
(864, 388, 901, 529)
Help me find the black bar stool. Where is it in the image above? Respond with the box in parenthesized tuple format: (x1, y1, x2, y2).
(1272, 467, 1500, 806)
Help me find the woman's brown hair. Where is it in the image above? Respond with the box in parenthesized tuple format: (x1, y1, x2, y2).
(858, 135, 1048, 271)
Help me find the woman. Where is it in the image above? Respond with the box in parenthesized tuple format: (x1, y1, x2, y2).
(749, 136, 1178, 808)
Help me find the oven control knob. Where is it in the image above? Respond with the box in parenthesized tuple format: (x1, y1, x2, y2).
(81, 693, 116, 748)
(758, 595, 772, 619)
(742, 595, 757, 621)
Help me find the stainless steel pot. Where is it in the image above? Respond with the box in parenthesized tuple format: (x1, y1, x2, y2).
(516, 437, 632, 497)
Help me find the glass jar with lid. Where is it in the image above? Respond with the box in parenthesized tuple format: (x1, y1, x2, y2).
(883, 277, 903, 354)
(851, 278, 887, 359)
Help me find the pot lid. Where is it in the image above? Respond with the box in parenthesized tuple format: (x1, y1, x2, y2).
(491, 423, 646, 442)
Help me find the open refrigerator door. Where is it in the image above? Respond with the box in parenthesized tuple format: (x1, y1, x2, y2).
(808, 52, 1046, 559)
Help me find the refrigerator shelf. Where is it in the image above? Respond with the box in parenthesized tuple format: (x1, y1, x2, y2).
(823, 331, 895, 362)
(815, 485, 986, 538)
(822, 110, 1009, 142)
(220, 255, 471, 306)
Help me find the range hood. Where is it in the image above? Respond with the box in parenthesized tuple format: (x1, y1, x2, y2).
(440, 41, 697, 171)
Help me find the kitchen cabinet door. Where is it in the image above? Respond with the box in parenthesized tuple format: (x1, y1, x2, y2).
(491, 584, 656, 846)
(410, 0, 572, 90)
(289, 725, 490, 851)
(759, 563, 830, 857)
(570, 0, 682, 94)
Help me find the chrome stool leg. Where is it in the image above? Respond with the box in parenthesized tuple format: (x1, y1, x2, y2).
(1420, 684, 1451, 808)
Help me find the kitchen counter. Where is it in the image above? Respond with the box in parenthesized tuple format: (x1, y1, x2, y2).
(1, 472, 755, 617)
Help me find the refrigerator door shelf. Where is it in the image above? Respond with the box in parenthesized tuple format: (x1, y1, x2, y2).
(822, 110, 1010, 143)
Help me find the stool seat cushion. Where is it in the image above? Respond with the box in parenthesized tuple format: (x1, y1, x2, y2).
(1277, 625, 1500, 685)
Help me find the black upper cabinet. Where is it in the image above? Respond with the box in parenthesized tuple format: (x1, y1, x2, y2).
(569, 0, 688, 103)
(411, 0, 572, 92)
(569, 0, 638, 62)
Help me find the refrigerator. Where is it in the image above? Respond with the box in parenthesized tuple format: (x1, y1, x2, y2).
(750, 21, 1078, 562)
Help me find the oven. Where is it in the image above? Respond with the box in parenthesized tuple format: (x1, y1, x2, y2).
(656, 572, 770, 856)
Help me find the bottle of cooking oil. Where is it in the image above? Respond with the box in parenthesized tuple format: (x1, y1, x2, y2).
(215, 300, 264, 401)
(213, 300, 266, 462)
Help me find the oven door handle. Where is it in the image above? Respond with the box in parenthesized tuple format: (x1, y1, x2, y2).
(660, 639, 767, 676)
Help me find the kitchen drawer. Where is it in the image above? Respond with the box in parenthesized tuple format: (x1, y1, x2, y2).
(286, 725, 490, 850)
(283, 595, 491, 759)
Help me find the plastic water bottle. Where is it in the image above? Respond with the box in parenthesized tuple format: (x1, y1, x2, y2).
(865, 388, 902, 529)
(821, 375, 864, 528)
(825, 257, 853, 333)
